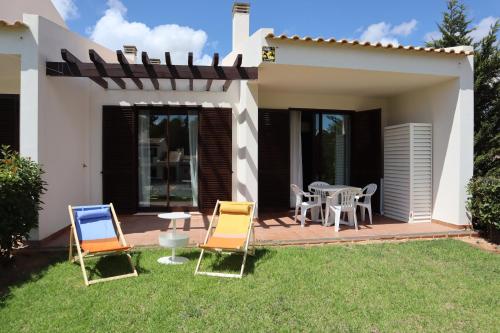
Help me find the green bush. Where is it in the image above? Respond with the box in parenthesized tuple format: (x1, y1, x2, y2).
(467, 176, 500, 242)
(0, 146, 46, 262)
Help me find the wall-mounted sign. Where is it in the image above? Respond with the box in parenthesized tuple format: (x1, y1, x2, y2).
(262, 46, 276, 62)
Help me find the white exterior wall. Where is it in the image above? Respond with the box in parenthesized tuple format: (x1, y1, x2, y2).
(1, 16, 241, 239)
(2, 8, 474, 238)
(387, 54, 474, 225)
(87, 87, 239, 206)
(0, 18, 40, 162)
(227, 29, 270, 211)
(253, 31, 473, 226)
(35, 16, 244, 239)
(26, 16, 117, 239)
(0, 0, 67, 28)
(259, 91, 388, 111)
(265, 38, 470, 78)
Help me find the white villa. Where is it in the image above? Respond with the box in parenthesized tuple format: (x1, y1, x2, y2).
(0, 1, 473, 242)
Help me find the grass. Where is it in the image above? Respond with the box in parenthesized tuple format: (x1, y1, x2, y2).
(1, 239, 499, 332)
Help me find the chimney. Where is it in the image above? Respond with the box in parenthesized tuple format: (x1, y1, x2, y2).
(232, 2, 250, 51)
(123, 45, 137, 63)
(150, 58, 161, 64)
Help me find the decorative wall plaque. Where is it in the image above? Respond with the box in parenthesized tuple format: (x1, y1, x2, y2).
(262, 46, 276, 62)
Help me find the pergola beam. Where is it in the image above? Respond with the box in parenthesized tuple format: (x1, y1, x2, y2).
(47, 61, 255, 80)
(117, 50, 143, 90)
(188, 52, 194, 91)
(165, 52, 176, 90)
(61, 49, 108, 89)
(46, 50, 257, 92)
(47, 54, 253, 80)
(206, 53, 219, 91)
(141, 52, 159, 90)
(89, 49, 126, 89)
(223, 54, 243, 92)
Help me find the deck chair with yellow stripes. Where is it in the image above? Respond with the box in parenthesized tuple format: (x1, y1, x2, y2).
(195, 201, 256, 278)
(68, 204, 138, 286)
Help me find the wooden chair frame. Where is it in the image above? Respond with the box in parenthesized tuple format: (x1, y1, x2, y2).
(195, 200, 256, 278)
(68, 203, 138, 286)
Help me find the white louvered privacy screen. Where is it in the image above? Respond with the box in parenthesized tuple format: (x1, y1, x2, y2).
(383, 123, 432, 223)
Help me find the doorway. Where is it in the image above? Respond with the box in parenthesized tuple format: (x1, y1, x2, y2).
(102, 105, 232, 214)
(0, 94, 20, 152)
(301, 111, 351, 188)
(137, 108, 198, 210)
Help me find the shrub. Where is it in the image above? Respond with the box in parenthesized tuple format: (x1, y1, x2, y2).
(0, 146, 46, 262)
(466, 176, 500, 243)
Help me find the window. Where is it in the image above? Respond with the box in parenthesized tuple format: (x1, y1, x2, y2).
(137, 108, 198, 209)
(302, 112, 351, 186)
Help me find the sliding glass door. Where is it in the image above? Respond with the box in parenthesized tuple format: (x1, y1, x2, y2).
(138, 108, 198, 210)
(302, 112, 351, 186)
(318, 114, 350, 185)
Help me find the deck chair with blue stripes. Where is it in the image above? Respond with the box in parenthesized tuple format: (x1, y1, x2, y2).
(68, 204, 138, 286)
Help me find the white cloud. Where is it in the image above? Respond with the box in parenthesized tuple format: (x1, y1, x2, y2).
(359, 19, 418, 46)
(51, 0, 78, 20)
(360, 22, 392, 43)
(424, 30, 442, 43)
(88, 0, 211, 64)
(470, 16, 499, 42)
(391, 19, 418, 36)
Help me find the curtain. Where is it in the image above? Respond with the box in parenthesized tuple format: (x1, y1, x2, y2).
(290, 110, 303, 207)
(138, 112, 151, 207)
(188, 111, 198, 207)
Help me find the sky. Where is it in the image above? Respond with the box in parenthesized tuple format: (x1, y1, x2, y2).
(51, 0, 499, 64)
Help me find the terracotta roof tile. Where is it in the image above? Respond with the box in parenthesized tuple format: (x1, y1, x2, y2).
(265, 33, 474, 56)
(0, 20, 28, 28)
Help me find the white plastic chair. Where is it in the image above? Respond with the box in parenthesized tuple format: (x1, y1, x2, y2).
(325, 188, 361, 232)
(308, 181, 330, 203)
(356, 183, 378, 224)
(291, 184, 324, 227)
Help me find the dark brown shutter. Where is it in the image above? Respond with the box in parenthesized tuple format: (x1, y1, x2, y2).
(102, 106, 138, 213)
(258, 110, 290, 211)
(351, 109, 381, 213)
(198, 108, 232, 210)
(0, 94, 20, 152)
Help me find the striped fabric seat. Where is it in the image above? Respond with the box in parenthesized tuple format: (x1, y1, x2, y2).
(68, 204, 137, 286)
(73, 206, 130, 253)
(195, 201, 256, 278)
(199, 202, 252, 251)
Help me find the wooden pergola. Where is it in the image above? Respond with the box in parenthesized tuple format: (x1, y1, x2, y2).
(46, 49, 258, 91)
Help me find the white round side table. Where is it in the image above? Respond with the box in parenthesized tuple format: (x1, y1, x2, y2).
(157, 212, 190, 265)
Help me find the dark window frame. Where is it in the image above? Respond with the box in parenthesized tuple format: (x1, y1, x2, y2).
(0, 94, 20, 152)
(290, 108, 355, 188)
(135, 105, 202, 212)
(102, 104, 232, 214)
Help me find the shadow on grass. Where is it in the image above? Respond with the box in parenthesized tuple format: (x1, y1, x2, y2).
(199, 248, 273, 275)
(173, 250, 204, 261)
(0, 251, 67, 309)
(85, 251, 149, 280)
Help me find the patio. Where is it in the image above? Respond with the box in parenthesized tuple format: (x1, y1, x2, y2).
(40, 212, 475, 249)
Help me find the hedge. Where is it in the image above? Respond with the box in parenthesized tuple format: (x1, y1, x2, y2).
(0, 146, 46, 262)
(467, 176, 500, 243)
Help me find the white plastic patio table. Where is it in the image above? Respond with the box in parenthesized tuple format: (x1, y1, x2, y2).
(308, 184, 361, 226)
(157, 212, 190, 265)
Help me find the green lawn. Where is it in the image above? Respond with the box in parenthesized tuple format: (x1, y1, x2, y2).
(1, 239, 499, 332)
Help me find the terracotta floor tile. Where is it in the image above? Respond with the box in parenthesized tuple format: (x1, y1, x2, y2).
(42, 211, 471, 248)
